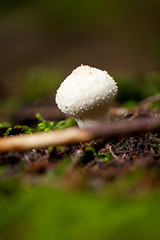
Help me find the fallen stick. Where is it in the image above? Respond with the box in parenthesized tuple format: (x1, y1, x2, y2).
(0, 117, 160, 152)
(0, 128, 91, 152)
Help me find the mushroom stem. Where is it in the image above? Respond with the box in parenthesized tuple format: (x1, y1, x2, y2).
(75, 108, 110, 128)
(75, 116, 108, 128)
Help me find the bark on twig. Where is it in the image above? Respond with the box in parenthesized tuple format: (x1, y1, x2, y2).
(0, 117, 160, 152)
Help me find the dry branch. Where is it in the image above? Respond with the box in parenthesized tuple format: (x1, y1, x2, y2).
(0, 117, 160, 152)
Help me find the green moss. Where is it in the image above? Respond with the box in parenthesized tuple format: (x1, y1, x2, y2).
(85, 146, 114, 162)
(36, 113, 76, 132)
(0, 174, 160, 240)
(2, 127, 12, 136)
(0, 114, 76, 137)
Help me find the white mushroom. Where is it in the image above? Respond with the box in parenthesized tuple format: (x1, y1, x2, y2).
(55, 65, 118, 128)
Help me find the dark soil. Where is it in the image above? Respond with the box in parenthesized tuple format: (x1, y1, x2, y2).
(1, 100, 160, 191)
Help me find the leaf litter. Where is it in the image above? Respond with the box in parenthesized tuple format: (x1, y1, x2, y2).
(0, 96, 160, 193)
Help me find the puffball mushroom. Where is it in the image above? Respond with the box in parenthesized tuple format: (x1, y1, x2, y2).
(55, 65, 118, 128)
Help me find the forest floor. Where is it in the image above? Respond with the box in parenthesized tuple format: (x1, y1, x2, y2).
(0, 92, 160, 240)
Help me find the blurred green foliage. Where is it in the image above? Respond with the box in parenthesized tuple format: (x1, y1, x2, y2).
(0, 170, 160, 240)
(0, 122, 11, 128)
(1, 0, 159, 31)
(149, 101, 160, 110)
(1, 71, 160, 115)
(116, 73, 160, 106)
(17, 69, 62, 103)
(20, 69, 61, 102)
(2, 68, 62, 113)
(0, 0, 30, 16)
(0, 0, 138, 29)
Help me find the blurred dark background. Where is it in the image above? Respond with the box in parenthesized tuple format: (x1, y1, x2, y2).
(0, 0, 160, 120)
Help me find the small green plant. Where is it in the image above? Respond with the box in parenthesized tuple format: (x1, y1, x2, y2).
(85, 147, 114, 162)
(0, 122, 13, 136)
(2, 128, 12, 136)
(149, 133, 158, 143)
(153, 143, 160, 150)
(148, 133, 160, 150)
(54, 118, 76, 130)
(0, 114, 76, 137)
(15, 125, 34, 134)
(36, 113, 55, 132)
(36, 113, 76, 132)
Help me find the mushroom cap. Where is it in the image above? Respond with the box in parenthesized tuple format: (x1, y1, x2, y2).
(55, 65, 118, 117)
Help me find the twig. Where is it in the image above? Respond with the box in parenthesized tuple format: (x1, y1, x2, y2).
(0, 128, 92, 152)
(108, 145, 124, 163)
(0, 117, 160, 152)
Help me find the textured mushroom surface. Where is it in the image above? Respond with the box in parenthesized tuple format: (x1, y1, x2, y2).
(55, 65, 118, 128)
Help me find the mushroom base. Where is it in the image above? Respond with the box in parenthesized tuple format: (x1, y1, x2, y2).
(74, 110, 109, 129)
